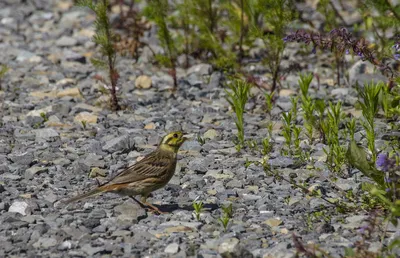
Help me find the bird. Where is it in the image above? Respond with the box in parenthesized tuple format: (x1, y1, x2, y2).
(62, 131, 188, 214)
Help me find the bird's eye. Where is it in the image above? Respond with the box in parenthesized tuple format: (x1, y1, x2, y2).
(173, 133, 178, 138)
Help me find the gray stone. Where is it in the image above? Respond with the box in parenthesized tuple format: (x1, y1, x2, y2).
(218, 238, 240, 256)
(349, 60, 387, 86)
(331, 88, 349, 97)
(187, 63, 212, 76)
(8, 201, 29, 215)
(25, 166, 48, 179)
(268, 156, 294, 168)
(203, 129, 219, 140)
(56, 36, 78, 47)
(33, 237, 58, 248)
(81, 244, 105, 256)
(102, 135, 134, 153)
(208, 71, 221, 88)
(84, 209, 107, 228)
(226, 179, 243, 189)
(35, 128, 59, 141)
(8, 151, 34, 165)
(114, 200, 147, 224)
(188, 157, 211, 174)
(164, 243, 180, 254)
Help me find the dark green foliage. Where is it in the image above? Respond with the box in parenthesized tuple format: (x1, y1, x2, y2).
(250, 0, 296, 92)
(347, 140, 384, 187)
(225, 78, 251, 150)
(362, 0, 400, 58)
(0, 64, 8, 90)
(144, 0, 178, 88)
(357, 82, 382, 163)
(77, 0, 121, 111)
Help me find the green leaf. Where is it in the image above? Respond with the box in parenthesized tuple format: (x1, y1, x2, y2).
(90, 58, 107, 69)
(346, 140, 384, 186)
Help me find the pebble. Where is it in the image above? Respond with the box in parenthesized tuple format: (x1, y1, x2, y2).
(8, 201, 29, 216)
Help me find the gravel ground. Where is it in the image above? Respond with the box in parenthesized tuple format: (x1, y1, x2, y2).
(0, 0, 398, 257)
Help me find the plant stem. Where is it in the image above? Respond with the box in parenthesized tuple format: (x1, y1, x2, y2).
(103, 0, 120, 111)
(238, 0, 244, 63)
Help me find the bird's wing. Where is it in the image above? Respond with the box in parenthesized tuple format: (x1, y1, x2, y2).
(106, 151, 173, 185)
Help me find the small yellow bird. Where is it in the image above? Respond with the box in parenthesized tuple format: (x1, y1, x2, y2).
(63, 131, 188, 213)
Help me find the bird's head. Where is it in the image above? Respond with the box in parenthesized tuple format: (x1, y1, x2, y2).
(159, 131, 188, 153)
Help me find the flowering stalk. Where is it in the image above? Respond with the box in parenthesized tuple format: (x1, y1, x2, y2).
(283, 28, 398, 82)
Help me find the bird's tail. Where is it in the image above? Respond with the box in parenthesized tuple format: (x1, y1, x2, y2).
(63, 186, 107, 205)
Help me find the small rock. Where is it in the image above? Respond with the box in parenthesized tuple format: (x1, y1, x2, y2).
(33, 237, 58, 249)
(164, 243, 180, 254)
(9, 201, 29, 216)
(56, 87, 82, 98)
(188, 158, 210, 174)
(74, 112, 98, 124)
(8, 151, 34, 165)
(114, 200, 147, 224)
(218, 238, 240, 256)
(56, 36, 78, 47)
(25, 166, 48, 179)
(135, 75, 152, 89)
(187, 63, 212, 76)
(331, 88, 349, 97)
(35, 128, 59, 142)
(81, 244, 105, 256)
(58, 241, 72, 251)
(144, 122, 156, 130)
(203, 129, 219, 140)
(264, 218, 283, 227)
(102, 135, 134, 153)
(226, 179, 243, 189)
(89, 167, 107, 178)
(72, 103, 102, 114)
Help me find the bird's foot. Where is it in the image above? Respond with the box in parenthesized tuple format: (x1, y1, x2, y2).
(144, 202, 167, 215)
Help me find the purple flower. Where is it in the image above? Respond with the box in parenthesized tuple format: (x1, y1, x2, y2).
(345, 49, 350, 55)
(393, 43, 400, 52)
(283, 36, 288, 43)
(394, 54, 400, 60)
(376, 153, 395, 172)
(311, 46, 317, 54)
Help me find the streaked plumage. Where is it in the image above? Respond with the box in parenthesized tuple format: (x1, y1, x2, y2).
(63, 131, 187, 213)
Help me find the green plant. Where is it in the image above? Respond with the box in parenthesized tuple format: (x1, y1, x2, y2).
(81, 120, 87, 130)
(221, 203, 233, 218)
(261, 137, 272, 155)
(250, 0, 296, 92)
(77, 0, 121, 111)
(0, 64, 9, 90)
(361, 0, 400, 59)
(323, 101, 347, 174)
(299, 73, 315, 144)
(225, 78, 251, 150)
(219, 203, 233, 232)
(264, 91, 275, 115)
(281, 111, 293, 155)
(196, 134, 206, 146)
(40, 112, 48, 122)
(246, 139, 258, 152)
(192, 200, 204, 221)
(219, 215, 230, 232)
(144, 0, 177, 88)
(347, 117, 356, 141)
(357, 82, 382, 164)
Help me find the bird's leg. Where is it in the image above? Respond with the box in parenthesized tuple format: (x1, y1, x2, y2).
(130, 196, 147, 208)
(140, 196, 167, 214)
